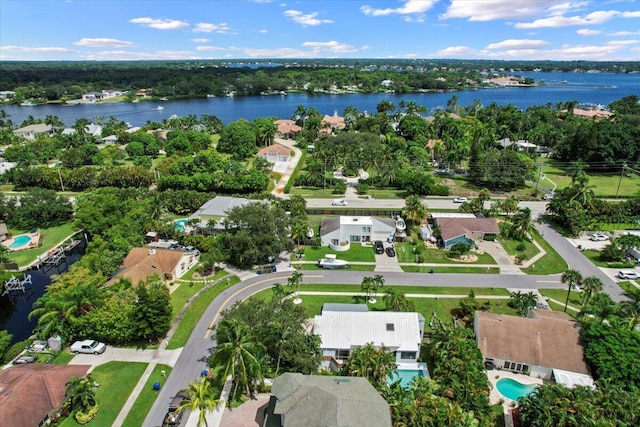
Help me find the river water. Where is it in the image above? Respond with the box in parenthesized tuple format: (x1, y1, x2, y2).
(0, 241, 86, 345)
(2, 72, 638, 127)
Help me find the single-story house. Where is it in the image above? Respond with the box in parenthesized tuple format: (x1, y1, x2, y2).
(0, 364, 91, 427)
(190, 196, 250, 232)
(86, 124, 102, 138)
(565, 108, 614, 120)
(474, 310, 592, 382)
(433, 216, 499, 249)
(319, 216, 395, 250)
(319, 114, 346, 134)
(274, 119, 302, 138)
(257, 144, 290, 164)
(0, 90, 16, 100)
(12, 123, 53, 141)
(313, 304, 425, 370)
(108, 247, 198, 285)
(497, 138, 539, 152)
(82, 91, 104, 102)
(0, 222, 8, 242)
(265, 372, 392, 427)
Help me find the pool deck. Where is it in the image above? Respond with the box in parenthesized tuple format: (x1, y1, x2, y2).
(486, 369, 543, 427)
(1, 231, 40, 251)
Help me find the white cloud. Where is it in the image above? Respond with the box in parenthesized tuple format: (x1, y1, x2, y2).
(196, 45, 225, 51)
(244, 47, 315, 58)
(515, 10, 620, 29)
(607, 30, 640, 36)
(485, 39, 550, 50)
(442, 0, 560, 21)
(302, 40, 358, 53)
(361, 0, 438, 17)
(194, 22, 231, 33)
(258, 29, 268, 33)
(1, 45, 72, 53)
(576, 28, 602, 36)
(192, 38, 211, 43)
(434, 46, 477, 57)
(82, 50, 198, 60)
(74, 38, 133, 47)
(283, 10, 333, 26)
(129, 17, 188, 30)
(621, 11, 640, 18)
(605, 39, 640, 46)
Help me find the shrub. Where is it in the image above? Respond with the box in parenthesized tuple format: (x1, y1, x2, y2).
(75, 404, 99, 424)
(356, 182, 369, 195)
(516, 242, 527, 252)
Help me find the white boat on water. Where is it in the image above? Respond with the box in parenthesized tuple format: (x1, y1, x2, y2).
(156, 106, 164, 110)
(317, 254, 350, 269)
(20, 101, 36, 106)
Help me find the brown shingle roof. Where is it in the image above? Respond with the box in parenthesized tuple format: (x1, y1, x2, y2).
(0, 364, 91, 427)
(476, 310, 590, 374)
(436, 217, 499, 242)
(110, 247, 190, 285)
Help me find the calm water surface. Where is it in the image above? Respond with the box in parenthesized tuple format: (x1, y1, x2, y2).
(2, 72, 638, 127)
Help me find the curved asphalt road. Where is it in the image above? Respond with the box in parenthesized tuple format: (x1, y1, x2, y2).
(143, 199, 624, 426)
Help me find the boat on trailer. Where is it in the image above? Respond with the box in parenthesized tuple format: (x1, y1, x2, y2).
(317, 254, 350, 269)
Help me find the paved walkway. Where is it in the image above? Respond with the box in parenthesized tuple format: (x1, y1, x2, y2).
(271, 138, 302, 198)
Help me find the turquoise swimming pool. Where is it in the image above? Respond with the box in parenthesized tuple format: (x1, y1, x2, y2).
(174, 219, 187, 232)
(391, 368, 424, 387)
(9, 235, 32, 250)
(496, 378, 535, 401)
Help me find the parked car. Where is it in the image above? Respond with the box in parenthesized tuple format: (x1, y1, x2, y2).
(618, 270, 640, 280)
(543, 193, 554, 200)
(331, 199, 347, 206)
(590, 233, 609, 241)
(374, 240, 385, 254)
(14, 354, 36, 364)
(70, 340, 107, 354)
(162, 392, 186, 426)
(453, 197, 468, 203)
(385, 246, 396, 257)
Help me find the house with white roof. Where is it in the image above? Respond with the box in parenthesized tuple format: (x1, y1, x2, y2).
(319, 216, 395, 251)
(313, 304, 425, 370)
(189, 196, 251, 233)
(12, 124, 53, 141)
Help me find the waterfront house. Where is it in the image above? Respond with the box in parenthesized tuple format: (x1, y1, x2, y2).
(0, 222, 8, 242)
(265, 373, 392, 427)
(0, 364, 91, 427)
(108, 247, 198, 285)
(432, 216, 499, 249)
(274, 119, 301, 138)
(313, 304, 424, 370)
(319, 216, 395, 251)
(474, 310, 592, 385)
(257, 144, 290, 163)
(12, 123, 53, 141)
(319, 114, 346, 134)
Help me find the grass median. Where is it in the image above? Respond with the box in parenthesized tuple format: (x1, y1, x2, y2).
(121, 364, 172, 427)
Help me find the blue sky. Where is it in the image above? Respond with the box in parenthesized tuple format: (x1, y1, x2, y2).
(1, 0, 639, 61)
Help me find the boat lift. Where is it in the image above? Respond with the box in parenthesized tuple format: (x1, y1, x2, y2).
(2, 274, 32, 296)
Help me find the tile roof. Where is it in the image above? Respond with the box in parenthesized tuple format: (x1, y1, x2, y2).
(475, 310, 590, 375)
(0, 364, 91, 427)
(110, 247, 192, 285)
(272, 373, 392, 427)
(436, 217, 499, 242)
(257, 144, 290, 157)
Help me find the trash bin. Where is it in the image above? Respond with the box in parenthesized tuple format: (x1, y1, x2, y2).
(201, 369, 209, 377)
(153, 382, 161, 391)
(429, 268, 434, 274)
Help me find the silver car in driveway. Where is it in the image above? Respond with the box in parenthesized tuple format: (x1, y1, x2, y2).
(70, 340, 107, 354)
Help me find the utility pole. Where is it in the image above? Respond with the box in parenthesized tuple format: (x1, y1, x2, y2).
(616, 162, 627, 198)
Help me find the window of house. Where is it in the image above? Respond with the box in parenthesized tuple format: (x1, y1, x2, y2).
(331, 239, 339, 245)
(350, 235, 361, 242)
(336, 349, 349, 360)
(400, 351, 416, 360)
(386, 323, 395, 331)
(362, 226, 371, 233)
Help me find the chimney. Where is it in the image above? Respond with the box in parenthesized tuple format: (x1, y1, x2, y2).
(148, 248, 156, 256)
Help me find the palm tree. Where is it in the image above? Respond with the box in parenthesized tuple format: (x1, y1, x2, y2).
(287, 270, 303, 303)
(580, 276, 603, 306)
(210, 319, 264, 399)
(511, 207, 532, 240)
(65, 376, 97, 414)
(403, 195, 427, 226)
(561, 269, 583, 312)
(583, 292, 618, 324)
(344, 343, 397, 391)
(620, 289, 640, 330)
(176, 378, 222, 427)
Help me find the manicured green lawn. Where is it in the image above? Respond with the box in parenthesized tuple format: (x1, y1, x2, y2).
(170, 269, 229, 321)
(59, 361, 147, 427)
(122, 364, 172, 427)
(6, 222, 79, 267)
(539, 288, 582, 312)
(303, 244, 375, 262)
(167, 276, 241, 349)
(396, 243, 497, 264)
(292, 263, 376, 271)
(295, 283, 510, 295)
(402, 266, 500, 274)
(520, 228, 568, 275)
(597, 222, 640, 231)
(289, 187, 337, 198)
(500, 238, 539, 261)
(48, 350, 75, 364)
(581, 249, 635, 269)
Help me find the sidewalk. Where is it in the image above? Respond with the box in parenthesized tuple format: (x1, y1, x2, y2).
(271, 138, 302, 198)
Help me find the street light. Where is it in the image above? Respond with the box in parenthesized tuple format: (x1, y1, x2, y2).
(616, 162, 627, 198)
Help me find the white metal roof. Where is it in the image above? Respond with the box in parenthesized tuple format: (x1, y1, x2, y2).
(553, 369, 595, 389)
(314, 311, 421, 353)
(340, 216, 373, 225)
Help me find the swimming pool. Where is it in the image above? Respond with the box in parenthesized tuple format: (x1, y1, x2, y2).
(391, 369, 425, 387)
(174, 219, 187, 232)
(8, 235, 32, 250)
(496, 378, 535, 401)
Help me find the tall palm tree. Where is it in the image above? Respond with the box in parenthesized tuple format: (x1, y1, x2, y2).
(177, 378, 222, 427)
(580, 276, 603, 306)
(403, 195, 427, 226)
(210, 319, 264, 399)
(620, 289, 640, 330)
(344, 343, 397, 391)
(561, 269, 583, 313)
